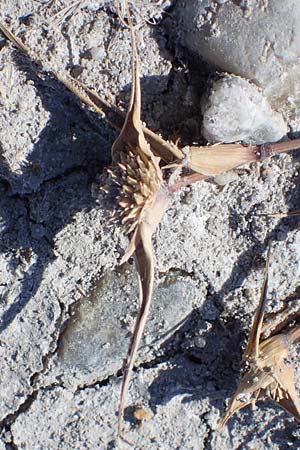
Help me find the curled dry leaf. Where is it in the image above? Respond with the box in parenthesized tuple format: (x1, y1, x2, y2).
(221, 253, 300, 427)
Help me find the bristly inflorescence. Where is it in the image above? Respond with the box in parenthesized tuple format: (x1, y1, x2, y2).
(108, 148, 162, 235)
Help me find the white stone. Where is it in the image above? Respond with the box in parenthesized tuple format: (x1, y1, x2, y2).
(201, 74, 287, 144)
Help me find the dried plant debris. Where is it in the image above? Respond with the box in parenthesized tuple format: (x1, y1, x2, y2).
(221, 253, 300, 427)
(0, 22, 29, 54)
(43, 0, 172, 26)
(2, 20, 300, 177)
(268, 210, 300, 218)
(2, 3, 300, 444)
(115, 0, 173, 24)
(106, 13, 170, 440)
(49, 1, 86, 26)
(50, 71, 300, 184)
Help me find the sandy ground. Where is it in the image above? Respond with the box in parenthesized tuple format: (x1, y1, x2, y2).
(0, 1, 300, 449)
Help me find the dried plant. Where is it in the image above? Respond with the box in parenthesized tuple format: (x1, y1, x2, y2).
(268, 210, 300, 218)
(49, 0, 86, 27)
(1, 4, 300, 443)
(52, 73, 300, 188)
(105, 14, 171, 440)
(0, 22, 29, 55)
(220, 252, 300, 427)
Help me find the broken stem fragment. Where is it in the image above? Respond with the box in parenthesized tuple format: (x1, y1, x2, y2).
(0, 21, 29, 54)
(184, 139, 300, 177)
(268, 210, 300, 218)
(220, 250, 300, 427)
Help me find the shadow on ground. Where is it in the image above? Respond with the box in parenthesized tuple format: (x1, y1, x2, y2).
(0, 49, 113, 333)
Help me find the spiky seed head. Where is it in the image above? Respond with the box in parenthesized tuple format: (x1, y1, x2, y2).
(109, 149, 162, 234)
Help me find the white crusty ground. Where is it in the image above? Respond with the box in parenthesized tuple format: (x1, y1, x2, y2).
(0, 1, 300, 449)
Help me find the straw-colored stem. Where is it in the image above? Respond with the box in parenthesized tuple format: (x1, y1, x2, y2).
(268, 210, 300, 218)
(169, 173, 209, 192)
(269, 139, 300, 155)
(0, 22, 29, 54)
(286, 325, 300, 344)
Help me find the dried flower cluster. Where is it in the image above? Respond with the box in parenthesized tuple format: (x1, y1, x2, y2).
(108, 149, 163, 235)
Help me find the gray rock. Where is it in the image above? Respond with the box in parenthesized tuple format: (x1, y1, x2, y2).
(176, 0, 300, 125)
(53, 270, 205, 388)
(201, 74, 287, 144)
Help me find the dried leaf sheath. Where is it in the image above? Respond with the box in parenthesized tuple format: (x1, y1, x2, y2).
(118, 222, 154, 439)
(186, 140, 300, 176)
(55, 73, 183, 163)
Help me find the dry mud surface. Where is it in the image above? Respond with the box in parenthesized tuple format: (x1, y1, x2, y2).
(0, 1, 300, 449)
